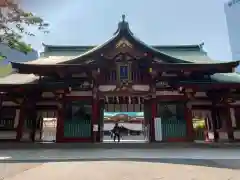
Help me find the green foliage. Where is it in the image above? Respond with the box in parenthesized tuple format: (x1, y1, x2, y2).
(0, 64, 12, 76)
(0, 0, 49, 58)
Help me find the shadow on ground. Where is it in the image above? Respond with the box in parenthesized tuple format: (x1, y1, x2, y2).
(1, 158, 239, 170)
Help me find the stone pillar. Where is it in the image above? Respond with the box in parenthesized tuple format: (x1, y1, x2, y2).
(185, 102, 194, 141)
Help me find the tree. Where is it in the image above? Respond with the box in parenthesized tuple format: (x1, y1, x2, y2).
(0, 0, 49, 59)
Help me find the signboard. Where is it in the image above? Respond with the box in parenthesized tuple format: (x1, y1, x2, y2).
(154, 117, 163, 141)
(93, 124, 98, 132)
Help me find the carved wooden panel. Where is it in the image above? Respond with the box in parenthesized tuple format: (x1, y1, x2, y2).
(115, 38, 133, 49)
(102, 37, 145, 59)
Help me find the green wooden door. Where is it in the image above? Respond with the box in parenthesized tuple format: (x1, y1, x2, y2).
(64, 100, 92, 138)
(157, 102, 187, 141)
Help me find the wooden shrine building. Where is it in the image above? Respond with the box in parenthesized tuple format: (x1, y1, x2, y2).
(0, 15, 240, 143)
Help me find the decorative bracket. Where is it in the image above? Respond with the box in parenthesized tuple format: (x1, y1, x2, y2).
(178, 87, 196, 99)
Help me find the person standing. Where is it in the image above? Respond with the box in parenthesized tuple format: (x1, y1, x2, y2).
(112, 123, 121, 142)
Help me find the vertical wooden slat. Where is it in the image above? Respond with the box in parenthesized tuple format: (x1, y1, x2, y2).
(128, 104, 133, 112)
(135, 104, 140, 112)
(115, 104, 120, 112)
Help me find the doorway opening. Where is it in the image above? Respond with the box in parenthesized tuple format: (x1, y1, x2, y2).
(102, 96, 149, 143)
(103, 111, 148, 143)
(38, 110, 57, 143)
(191, 110, 210, 141)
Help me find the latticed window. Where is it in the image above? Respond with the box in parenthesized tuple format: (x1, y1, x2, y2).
(119, 65, 129, 80)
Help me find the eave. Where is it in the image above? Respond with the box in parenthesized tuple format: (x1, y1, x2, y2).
(11, 62, 99, 76)
(43, 43, 203, 52)
(153, 61, 239, 73)
(0, 74, 87, 92)
(175, 82, 240, 90)
(11, 60, 239, 76)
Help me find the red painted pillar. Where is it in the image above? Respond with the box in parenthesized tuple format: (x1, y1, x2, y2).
(91, 98, 99, 142)
(211, 103, 219, 142)
(56, 101, 64, 142)
(150, 98, 156, 142)
(30, 104, 37, 142)
(184, 103, 194, 141)
(16, 102, 25, 141)
(95, 99, 100, 143)
(226, 106, 234, 141)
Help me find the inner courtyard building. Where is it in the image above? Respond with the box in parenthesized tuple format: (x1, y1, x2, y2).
(0, 15, 240, 143)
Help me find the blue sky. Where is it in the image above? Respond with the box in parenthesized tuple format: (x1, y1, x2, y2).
(21, 0, 231, 61)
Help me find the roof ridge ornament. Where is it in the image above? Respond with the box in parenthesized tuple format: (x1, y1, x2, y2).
(113, 14, 133, 35)
(122, 14, 126, 22)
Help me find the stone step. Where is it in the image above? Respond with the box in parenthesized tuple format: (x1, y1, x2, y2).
(0, 142, 240, 149)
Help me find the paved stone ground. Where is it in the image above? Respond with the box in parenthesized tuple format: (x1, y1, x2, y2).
(0, 163, 43, 179)
(0, 148, 240, 180)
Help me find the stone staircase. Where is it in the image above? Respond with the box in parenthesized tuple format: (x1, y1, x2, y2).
(0, 142, 240, 149)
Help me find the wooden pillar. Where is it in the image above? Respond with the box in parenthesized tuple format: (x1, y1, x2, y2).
(226, 105, 234, 141)
(92, 97, 99, 143)
(97, 99, 104, 142)
(229, 108, 237, 128)
(143, 99, 149, 140)
(0, 95, 3, 127)
(95, 99, 100, 142)
(150, 98, 156, 142)
(16, 100, 26, 141)
(211, 101, 219, 142)
(30, 103, 37, 142)
(56, 96, 64, 143)
(185, 102, 194, 141)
